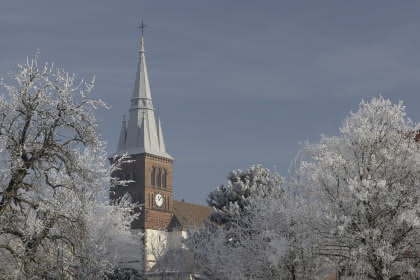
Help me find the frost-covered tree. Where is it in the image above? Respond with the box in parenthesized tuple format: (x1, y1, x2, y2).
(300, 96, 420, 279)
(73, 184, 143, 280)
(186, 165, 327, 280)
(187, 95, 420, 280)
(207, 164, 283, 227)
(188, 194, 329, 280)
(0, 54, 142, 279)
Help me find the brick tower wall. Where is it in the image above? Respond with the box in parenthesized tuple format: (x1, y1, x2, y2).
(110, 153, 173, 230)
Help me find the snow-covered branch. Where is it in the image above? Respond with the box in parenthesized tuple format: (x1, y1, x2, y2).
(0, 53, 142, 280)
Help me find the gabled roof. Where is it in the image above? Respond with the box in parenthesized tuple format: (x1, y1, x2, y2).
(169, 200, 212, 230)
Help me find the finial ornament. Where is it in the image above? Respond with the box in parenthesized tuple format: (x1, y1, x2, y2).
(138, 20, 147, 38)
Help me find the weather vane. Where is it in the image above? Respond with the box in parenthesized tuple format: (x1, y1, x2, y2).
(138, 20, 147, 38)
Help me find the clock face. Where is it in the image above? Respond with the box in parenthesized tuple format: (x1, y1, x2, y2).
(155, 193, 163, 207)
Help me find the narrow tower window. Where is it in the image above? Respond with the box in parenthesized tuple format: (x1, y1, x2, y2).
(162, 169, 167, 188)
(151, 167, 155, 186)
(156, 168, 161, 187)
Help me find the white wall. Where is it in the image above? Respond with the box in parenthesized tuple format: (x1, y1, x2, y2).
(144, 229, 188, 271)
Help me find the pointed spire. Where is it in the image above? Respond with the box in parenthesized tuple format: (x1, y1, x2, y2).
(117, 115, 127, 152)
(115, 25, 172, 160)
(130, 35, 153, 110)
(157, 117, 166, 152)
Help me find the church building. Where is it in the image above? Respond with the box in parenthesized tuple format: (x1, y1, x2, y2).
(110, 29, 212, 275)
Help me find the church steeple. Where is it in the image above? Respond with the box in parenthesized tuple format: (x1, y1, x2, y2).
(111, 23, 175, 234)
(116, 30, 172, 160)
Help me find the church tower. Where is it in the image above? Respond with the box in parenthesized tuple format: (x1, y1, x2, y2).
(110, 30, 174, 231)
(111, 27, 212, 273)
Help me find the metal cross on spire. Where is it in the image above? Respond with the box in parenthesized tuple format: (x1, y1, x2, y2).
(138, 20, 147, 38)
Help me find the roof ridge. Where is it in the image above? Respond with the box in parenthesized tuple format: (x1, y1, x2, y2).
(173, 200, 210, 208)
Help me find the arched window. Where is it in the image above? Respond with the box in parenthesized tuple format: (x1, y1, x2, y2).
(162, 169, 167, 188)
(156, 168, 161, 187)
(151, 167, 155, 186)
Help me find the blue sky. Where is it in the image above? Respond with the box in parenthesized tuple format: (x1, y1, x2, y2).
(1, 1, 420, 204)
